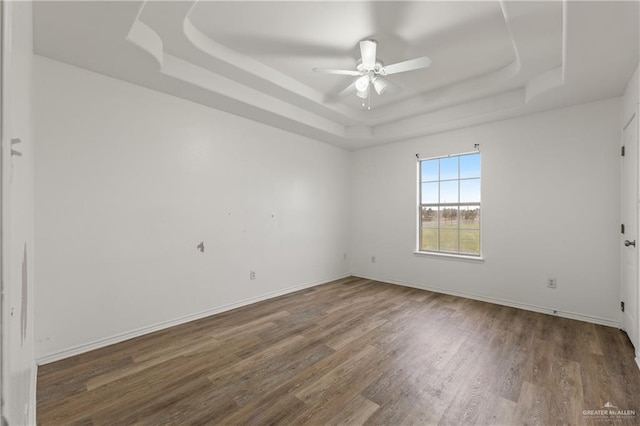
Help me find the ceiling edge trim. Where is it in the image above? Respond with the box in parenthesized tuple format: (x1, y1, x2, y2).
(525, 0, 566, 102)
(372, 88, 526, 143)
(160, 54, 347, 138)
(126, 19, 163, 70)
(182, 10, 363, 124)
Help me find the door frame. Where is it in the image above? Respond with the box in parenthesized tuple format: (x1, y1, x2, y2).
(0, 0, 5, 421)
(635, 106, 640, 367)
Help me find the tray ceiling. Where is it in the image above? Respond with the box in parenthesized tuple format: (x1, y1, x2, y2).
(34, 1, 639, 150)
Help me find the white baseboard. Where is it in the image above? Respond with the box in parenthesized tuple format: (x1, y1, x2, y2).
(36, 273, 351, 365)
(353, 273, 621, 329)
(636, 355, 640, 372)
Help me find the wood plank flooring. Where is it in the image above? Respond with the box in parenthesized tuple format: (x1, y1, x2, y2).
(37, 277, 640, 425)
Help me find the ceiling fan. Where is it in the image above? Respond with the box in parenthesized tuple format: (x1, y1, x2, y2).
(313, 39, 431, 103)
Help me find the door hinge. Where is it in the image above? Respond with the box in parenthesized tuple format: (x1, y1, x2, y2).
(621, 301, 625, 312)
(621, 224, 625, 234)
(622, 146, 626, 156)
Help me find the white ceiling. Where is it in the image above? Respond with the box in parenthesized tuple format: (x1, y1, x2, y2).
(33, 1, 639, 150)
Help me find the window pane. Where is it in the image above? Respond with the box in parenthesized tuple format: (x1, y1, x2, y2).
(439, 181, 458, 204)
(421, 229, 438, 251)
(459, 230, 480, 255)
(421, 206, 437, 228)
(460, 206, 480, 229)
(439, 157, 458, 180)
(421, 160, 438, 182)
(421, 182, 438, 204)
(439, 229, 458, 252)
(460, 179, 480, 203)
(460, 154, 481, 178)
(440, 207, 458, 228)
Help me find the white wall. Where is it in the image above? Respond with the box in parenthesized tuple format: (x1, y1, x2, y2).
(351, 98, 622, 325)
(2, 1, 36, 424)
(34, 56, 350, 361)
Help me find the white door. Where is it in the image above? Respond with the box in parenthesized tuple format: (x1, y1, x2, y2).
(622, 111, 639, 351)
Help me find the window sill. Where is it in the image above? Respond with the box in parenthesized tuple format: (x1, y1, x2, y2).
(413, 251, 485, 263)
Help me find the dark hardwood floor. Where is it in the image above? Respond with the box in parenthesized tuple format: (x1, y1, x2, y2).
(37, 277, 640, 425)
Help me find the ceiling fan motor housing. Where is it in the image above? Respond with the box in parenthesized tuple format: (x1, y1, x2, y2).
(356, 58, 385, 74)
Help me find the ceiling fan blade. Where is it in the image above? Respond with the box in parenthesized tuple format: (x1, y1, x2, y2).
(338, 81, 357, 97)
(360, 40, 377, 70)
(382, 57, 431, 75)
(313, 68, 361, 76)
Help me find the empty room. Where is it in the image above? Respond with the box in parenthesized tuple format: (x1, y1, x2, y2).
(2, 0, 640, 424)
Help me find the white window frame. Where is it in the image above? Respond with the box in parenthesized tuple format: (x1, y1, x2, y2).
(416, 151, 483, 261)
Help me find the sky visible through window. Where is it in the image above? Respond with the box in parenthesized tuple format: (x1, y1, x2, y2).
(421, 153, 480, 203)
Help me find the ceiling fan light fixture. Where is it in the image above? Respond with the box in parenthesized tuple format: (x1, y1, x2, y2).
(372, 78, 389, 95)
(355, 75, 370, 92)
(356, 86, 370, 99)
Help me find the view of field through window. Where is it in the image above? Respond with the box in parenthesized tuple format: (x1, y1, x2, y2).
(419, 152, 481, 255)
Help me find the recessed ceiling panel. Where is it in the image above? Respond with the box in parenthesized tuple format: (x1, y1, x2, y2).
(188, 1, 516, 109)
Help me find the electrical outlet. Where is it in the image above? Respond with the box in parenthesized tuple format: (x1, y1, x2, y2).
(371, 256, 376, 263)
(547, 277, 557, 288)
(250, 271, 256, 280)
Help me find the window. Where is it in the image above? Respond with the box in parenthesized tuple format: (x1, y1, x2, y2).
(418, 152, 481, 256)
